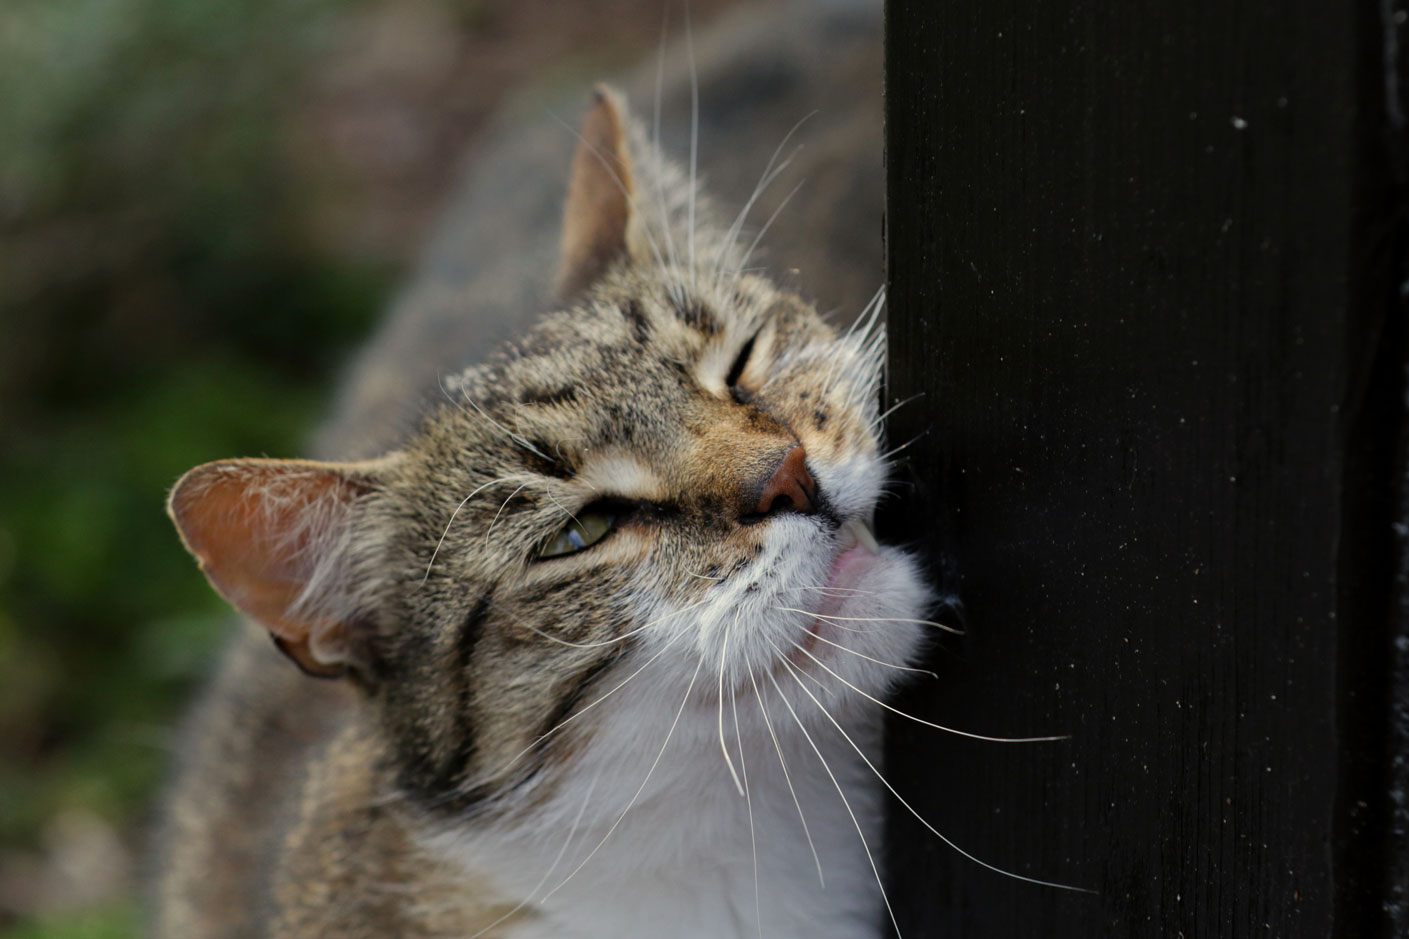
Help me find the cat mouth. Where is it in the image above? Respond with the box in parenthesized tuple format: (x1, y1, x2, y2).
(833, 516, 880, 557)
(784, 517, 881, 673)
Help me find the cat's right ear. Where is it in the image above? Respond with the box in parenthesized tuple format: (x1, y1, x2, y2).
(167, 456, 397, 680)
(555, 85, 637, 301)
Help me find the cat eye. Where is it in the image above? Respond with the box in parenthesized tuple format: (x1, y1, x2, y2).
(537, 509, 618, 559)
(727, 334, 758, 404)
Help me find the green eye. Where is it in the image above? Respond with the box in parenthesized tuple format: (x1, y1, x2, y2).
(537, 511, 617, 559)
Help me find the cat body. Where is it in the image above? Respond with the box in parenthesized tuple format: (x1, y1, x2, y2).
(153, 4, 928, 937)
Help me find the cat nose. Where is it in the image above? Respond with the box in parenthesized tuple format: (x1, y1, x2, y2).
(753, 446, 817, 517)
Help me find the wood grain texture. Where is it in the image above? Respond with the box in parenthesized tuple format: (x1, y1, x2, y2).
(880, 0, 1409, 935)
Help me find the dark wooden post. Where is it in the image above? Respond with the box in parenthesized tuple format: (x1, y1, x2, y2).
(881, 0, 1409, 935)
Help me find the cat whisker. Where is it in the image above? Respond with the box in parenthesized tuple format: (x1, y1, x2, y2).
(776, 609, 871, 635)
(717, 110, 816, 282)
(470, 627, 689, 792)
(545, 491, 582, 529)
(651, 9, 686, 306)
(718, 609, 746, 796)
(484, 481, 532, 542)
(458, 392, 552, 463)
(748, 665, 825, 888)
(422, 473, 535, 583)
(464, 769, 604, 939)
(842, 284, 886, 343)
(537, 656, 705, 903)
(773, 652, 1093, 894)
(851, 329, 889, 414)
(685, 1, 698, 293)
(762, 665, 902, 938)
(786, 638, 1067, 743)
(774, 621, 939, 679)
(719, 146, 800, 268)
(782, 584, 883, 599)
(772, 606, 964, 636)
(499, 596, 712, 650)
(881, 428, 930, 462)
(728, 680, 763, 939)
(823, 295, 886, 401)
(735, 179, 805, 279)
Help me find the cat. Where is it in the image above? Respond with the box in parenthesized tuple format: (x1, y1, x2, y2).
(152, 4, 936, 936)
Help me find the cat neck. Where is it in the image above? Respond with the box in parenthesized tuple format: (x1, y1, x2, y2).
(417, 703, 889, 939)
(267, 724, 528, 936)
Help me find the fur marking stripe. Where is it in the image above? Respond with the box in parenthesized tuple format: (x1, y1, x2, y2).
(533, 644, 631, 750)
(519, 385, 580, 407)
(675, 299, 720, 335)
(623, 299, 652, 344)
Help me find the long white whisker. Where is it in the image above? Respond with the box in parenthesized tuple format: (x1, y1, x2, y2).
(719, 109, 817, 272)
(484, 481, 531, 542)
(763, 667, 901, 937)
(787, 638, 1066, 743)
(748, 667, 824, 887)
(651, 10, 683, 304)
(882, 429, 929, 461)
(685, 2, 699, 292)
(843, 285, 886, 343)
(870, 392, 927, 434)
(474, 628, 689, 789)
(774, 651, 1092, 894)
(801, 627, 939, 678)
(545, 492, 582, 529)
(730, 682, 762, 939)
(718, 610, 746, 796)
(539, 656, 705, 902)
(817, 285, 885, 400)
(496, 596, 710, 651)
(773, 606, 963, 636)
(784, 584, 885, 599)
(465, 769, 604, 939)
(824, 291, 886, 399)
(737, 179, 805, 274)
(461, 393, 550, 462)
(422, 474, 533, 583)
(853, 286, 887, 343)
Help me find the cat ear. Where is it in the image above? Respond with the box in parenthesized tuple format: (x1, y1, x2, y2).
(556, 84, 636, 301)
(167, 457, 395, 680)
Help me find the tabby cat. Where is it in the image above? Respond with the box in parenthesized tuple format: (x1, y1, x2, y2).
(155, 5, 934, 937)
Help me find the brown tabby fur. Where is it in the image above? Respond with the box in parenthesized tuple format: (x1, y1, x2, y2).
(153, 3, 885, 935)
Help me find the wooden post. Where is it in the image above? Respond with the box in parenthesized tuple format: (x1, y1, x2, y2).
(881, 0, 1409, 934)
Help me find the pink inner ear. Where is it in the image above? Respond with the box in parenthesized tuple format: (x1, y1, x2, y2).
(168, 460, 367, 673)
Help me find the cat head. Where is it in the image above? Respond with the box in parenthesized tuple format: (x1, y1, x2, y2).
(168, 87, 929, 814)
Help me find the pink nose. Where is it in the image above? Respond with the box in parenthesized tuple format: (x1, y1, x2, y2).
(755, 446, 817, 516)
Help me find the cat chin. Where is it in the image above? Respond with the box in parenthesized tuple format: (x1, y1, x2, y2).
(614, 523, 930, 730)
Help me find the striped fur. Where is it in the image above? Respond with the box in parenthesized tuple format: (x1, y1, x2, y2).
(156, 5, 928, 936)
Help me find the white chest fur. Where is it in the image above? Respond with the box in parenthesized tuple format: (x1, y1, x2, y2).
(428, 697, 890, 939)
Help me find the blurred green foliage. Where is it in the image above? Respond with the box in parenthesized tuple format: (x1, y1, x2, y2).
(0, 0, 393, 930)
(4, 905, 138, 939)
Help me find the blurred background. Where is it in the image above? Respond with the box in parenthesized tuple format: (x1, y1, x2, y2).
(0, 0, 739, 933)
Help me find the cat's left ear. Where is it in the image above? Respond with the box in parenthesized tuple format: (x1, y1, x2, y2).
(167, 456, 399, 680)
(556, 84, 638, 301)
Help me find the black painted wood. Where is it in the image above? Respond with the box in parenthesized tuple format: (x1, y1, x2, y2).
(880, 0, 1409, 935)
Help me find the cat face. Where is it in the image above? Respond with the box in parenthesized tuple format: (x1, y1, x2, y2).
(168, 88, 929, 817)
